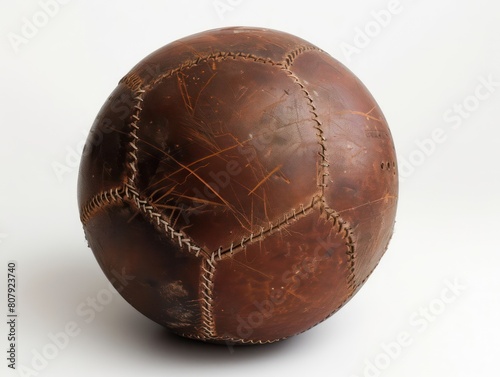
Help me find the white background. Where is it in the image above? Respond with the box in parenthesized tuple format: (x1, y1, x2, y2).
(1, 0, 499, 376)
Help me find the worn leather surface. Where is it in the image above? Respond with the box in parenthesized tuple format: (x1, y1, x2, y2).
(78, 27, 398, 344)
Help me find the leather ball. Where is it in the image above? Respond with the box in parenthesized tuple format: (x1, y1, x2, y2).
(78, 27, 398, 344)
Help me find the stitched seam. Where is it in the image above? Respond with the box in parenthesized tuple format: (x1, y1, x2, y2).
(280, 45, 323, 70)
(80, 187, 125, 224)
(213, 195, 320, 260)
(120, 71, 143, 91)
(124, 88, 145, 188)
(198, 195, 319, 342)
(178, 332, 285, 345)
(218, 335, 284, 345)
(80, 186, 206, 258)
(280, 45, 328, 196)
(323, 205, 356, 291)
(278, 65, 329, 199)
(141, 52, 280, 90)
(199, 257, 217, 338)
(126, 189, 205, 257)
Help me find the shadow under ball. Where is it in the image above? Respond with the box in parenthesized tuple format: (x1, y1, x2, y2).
(78, 27, 398, 344)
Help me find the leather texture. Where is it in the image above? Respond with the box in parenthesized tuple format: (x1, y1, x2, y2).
(78, 27, 398, 344)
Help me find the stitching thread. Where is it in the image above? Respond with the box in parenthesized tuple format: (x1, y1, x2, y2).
(199, 256, 217, 338)
(120, 72, 143, 91)
(80, 186, 205, 257)
(80, 187, 125, 224)
(323, 206, 356, 291)
(280, 45, 323, 70)
(178, 332, 285, 345)
(213, 195, 319, 260)
(147, 52, 277, 88)
(277, 64, 329, 198)
(124, 89, 145, 189)
(197, 196, 318, 341)
(126, 189, 204, 257)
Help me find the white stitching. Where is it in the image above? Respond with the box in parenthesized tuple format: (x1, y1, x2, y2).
(121, 188, 204, 256)
(80, 187, 125, 223)
(199, 257, 217, 338)
(126, 90, 145, 187)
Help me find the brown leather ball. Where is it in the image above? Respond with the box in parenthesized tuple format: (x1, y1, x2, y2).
(78, 27, 398, 344)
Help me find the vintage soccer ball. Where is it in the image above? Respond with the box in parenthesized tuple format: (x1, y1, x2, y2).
(78, 27, 398, 344)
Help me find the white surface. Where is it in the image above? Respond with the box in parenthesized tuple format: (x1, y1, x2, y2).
(1, 0, 499, 376)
